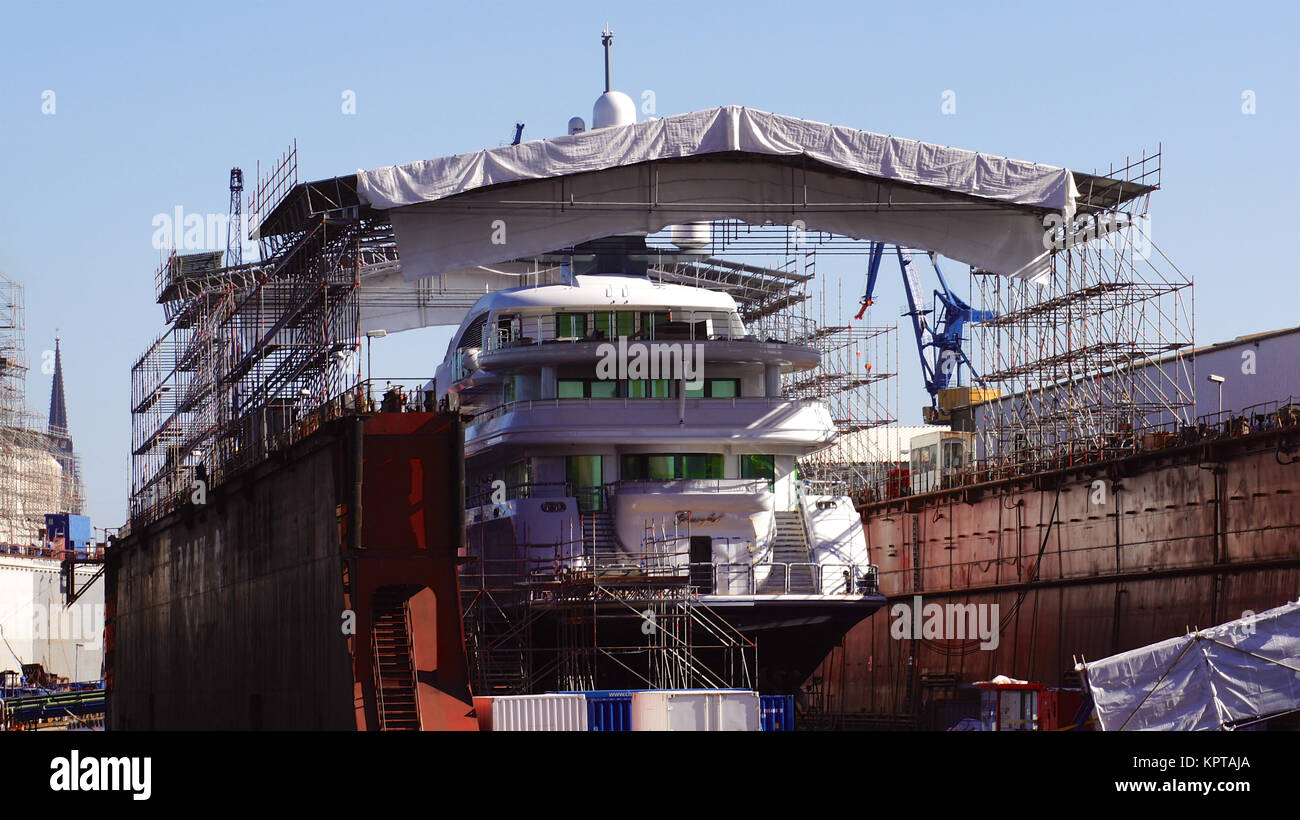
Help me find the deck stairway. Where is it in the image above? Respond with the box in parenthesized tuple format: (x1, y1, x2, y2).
(371, 589, 420, 730)
(760, 511, 816, 594)
(583, 509, 624, 570)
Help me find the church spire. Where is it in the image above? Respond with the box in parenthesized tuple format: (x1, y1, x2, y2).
(48, 333, 68, 438)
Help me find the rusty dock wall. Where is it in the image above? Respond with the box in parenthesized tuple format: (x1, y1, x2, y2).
(817, 422, 1300, 722)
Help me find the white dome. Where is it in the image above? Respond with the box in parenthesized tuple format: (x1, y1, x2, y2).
(568, 116, 586, 135)
(593, 91, 636, 128)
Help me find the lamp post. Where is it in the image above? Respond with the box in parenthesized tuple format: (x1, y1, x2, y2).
(1208, 374, 1225, 418)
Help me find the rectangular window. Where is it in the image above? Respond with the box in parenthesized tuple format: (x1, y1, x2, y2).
(615, 311, 636, 338)
(943, 439, 966, 471)
(590, 380, 618, 399)
(640, 311, 670, 339)
(647, 455, 676, 480)
(565, 455, 603, 511)
(740, 454, 775, 491)
(503, 376, 516, 404)
(708, 378, 740, 398)
(558, 379, 619, 398)
(555, 312, 587, 339)
(682, 453, 724, 479)
(684, 379, 740, 398)
(557, 380, 585, 399)
(620, 453, 724, 481)
(628, 379, 671, 398)
(504, 459, 531, 498)
(495, 315, 516, 349)
(619, 454, 644, 480)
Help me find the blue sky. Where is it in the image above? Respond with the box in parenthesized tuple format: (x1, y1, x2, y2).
(0, 0, 1296, 529)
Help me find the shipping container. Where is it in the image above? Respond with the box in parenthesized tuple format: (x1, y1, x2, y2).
(759, 694, 795, 731)
(473, 694, 588, 731)
(631, 690, 760, 731)
(1039, 688, 1086, 731)
(587, 696, 632, 731)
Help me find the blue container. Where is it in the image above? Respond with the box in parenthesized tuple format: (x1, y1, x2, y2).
(44, 513, 92, 552)
(549, 690, 635, 731)
(760, 694, 795, 732)
(587, 696, 632, 731)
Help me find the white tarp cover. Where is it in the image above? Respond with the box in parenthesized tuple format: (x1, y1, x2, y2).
(355, 106, 1076, 284)
(1082, 600, 1300, 731)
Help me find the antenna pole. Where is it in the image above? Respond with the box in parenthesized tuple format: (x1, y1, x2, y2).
(601, 24, 613, 93)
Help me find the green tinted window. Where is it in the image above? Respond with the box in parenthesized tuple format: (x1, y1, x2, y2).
(709, 379, 740, 398)
(740, 454, 775, 489)
(590, 380, 618, 398)
(615, 311, 636, 338)
(620, 454, 644, 480)
(557, 380, 585, 399)
(628, 379, 671, 398)
(682, 453, 724, 479)
(640, 311, 670, 339)
(620, 453, 723, 481)
(504, 459, 531, 497)
(556, 312, 587, 338)
(685, 382, 705, 398)
(566, 455, 601, 488)
(647, 455, 675, 480)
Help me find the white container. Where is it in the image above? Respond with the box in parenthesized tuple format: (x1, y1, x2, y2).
(630, 690, 761, 731)
(473, 694, 588, 731)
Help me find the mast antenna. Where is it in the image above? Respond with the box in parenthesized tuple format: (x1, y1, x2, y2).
(601, 24, 613, 93)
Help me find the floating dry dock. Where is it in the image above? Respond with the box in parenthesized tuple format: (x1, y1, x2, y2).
(109, 412, 474, 730)
(113, 33, 1300, 727)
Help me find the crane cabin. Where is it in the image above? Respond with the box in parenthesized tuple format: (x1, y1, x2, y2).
(908, 430, 975, 495)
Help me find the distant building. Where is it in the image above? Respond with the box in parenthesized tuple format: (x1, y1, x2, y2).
(44, 336, 84, 516)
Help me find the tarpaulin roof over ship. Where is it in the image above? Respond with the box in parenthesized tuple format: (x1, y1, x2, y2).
(348, 106, 1092, 283)
(1080, 600, 1300, 731)
(252, 106, 1155, 333)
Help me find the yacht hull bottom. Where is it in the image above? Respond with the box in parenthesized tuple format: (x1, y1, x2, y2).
(697, 595, 887, 694)
(473, 594, 884, 698)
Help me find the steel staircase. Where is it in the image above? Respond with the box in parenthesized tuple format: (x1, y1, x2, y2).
(761, 511, 816, 593)
(371, 588, 420, 730)
(583, 509, 622, 568)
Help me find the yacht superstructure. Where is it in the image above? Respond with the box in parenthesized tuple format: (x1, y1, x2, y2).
(437, 264, 883, 692)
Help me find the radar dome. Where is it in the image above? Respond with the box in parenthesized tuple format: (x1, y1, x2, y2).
(593, 91, 636, 128)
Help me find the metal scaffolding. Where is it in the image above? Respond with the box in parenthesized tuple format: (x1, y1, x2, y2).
(681, 223, 902, 499)
(0, 270, 82, 546)
(130, 147, 367, 526)
(970, 150, 1194, 473)
(459, 510, 757, 696)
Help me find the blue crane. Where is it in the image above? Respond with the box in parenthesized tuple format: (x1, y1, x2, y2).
(856, 242, 996, 417)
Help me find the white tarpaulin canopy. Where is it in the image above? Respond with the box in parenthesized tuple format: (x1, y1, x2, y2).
(355, 106, 1076, 284)
(1081, 600, 1300, 731)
